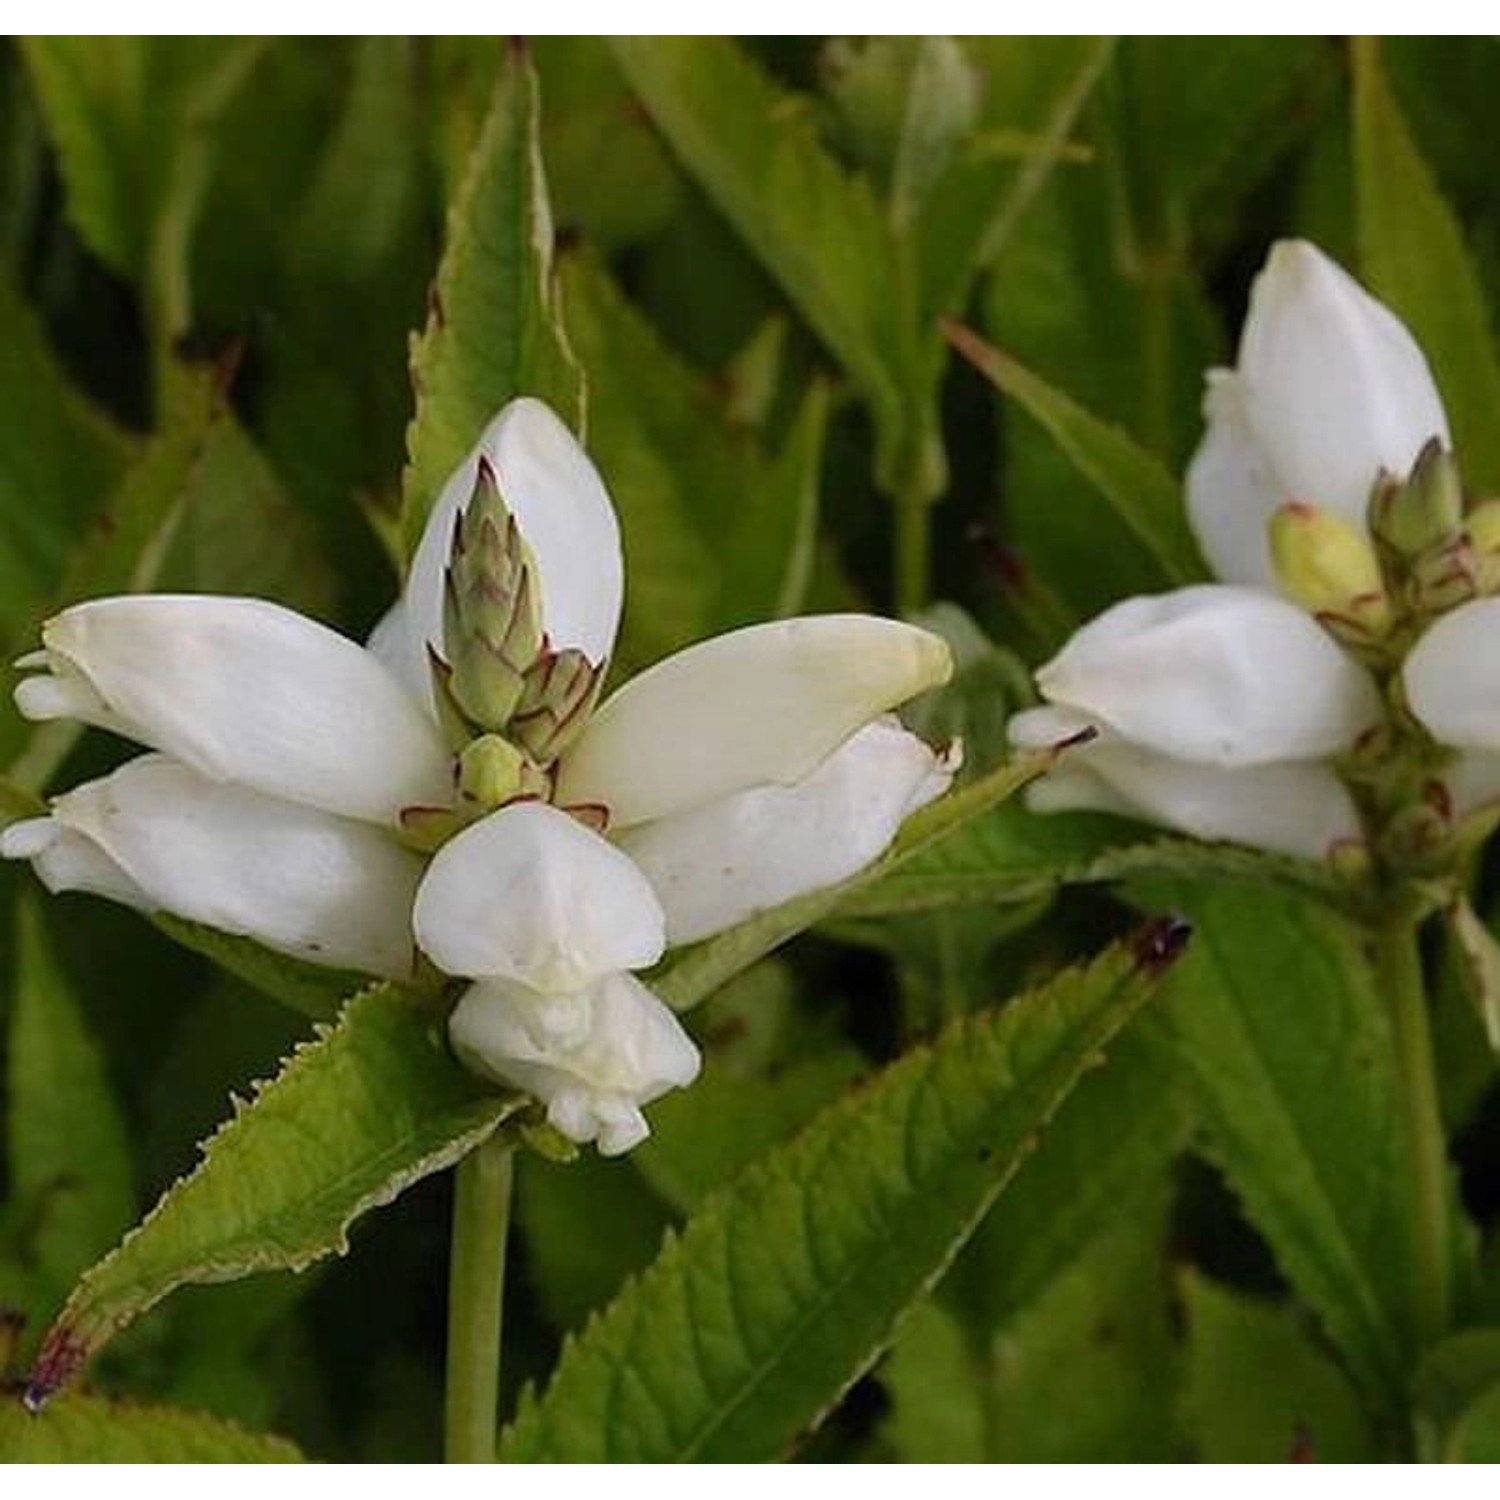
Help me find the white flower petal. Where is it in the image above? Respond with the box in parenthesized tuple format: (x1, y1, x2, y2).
(1405, 598, 1500, 750)
(2, 755, 425, 976)
(1025, 740, 1362, 860)
(618, 718, 956, 945)
(0, 816, 150, 908)
(413, 800, 666, 989)
(404, 399, 624, 696)
(556, 615, 953, 828)
(364, 600, 431, 707)
(15, 596, 453, 825)
(448, 971, 700, 1154)
(1444, 752, 1500, 821)
(1035, 584, 1380, 765)
(1184, 371, 1282, 589)
(1238, 240, 1449, 525)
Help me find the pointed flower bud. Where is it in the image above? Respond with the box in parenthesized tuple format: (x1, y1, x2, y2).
(440, 457, 547, 735)
(1268, 502, 1391, 644)
(1369, 438, 1465, 560)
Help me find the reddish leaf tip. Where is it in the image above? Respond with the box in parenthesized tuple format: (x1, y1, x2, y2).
(1131, 917, 1192, 975)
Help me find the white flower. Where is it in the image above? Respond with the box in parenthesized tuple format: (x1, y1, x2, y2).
(1186, 239, 1450, 591)
(5, 397, 956, 1153)
(377, 402, 956, 1152)
(1012, 239, 1499, 859)
(3, 594, 446, 978)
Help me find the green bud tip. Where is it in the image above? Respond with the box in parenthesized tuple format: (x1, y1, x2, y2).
(1370, 437, 1464, 559)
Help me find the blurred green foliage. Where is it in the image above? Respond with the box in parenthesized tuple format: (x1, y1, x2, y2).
(2, 35, 1500, 1462)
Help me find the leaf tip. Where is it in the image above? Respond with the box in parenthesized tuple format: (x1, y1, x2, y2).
(25, 1323, 91, 1411)
(1131, 916, 1193, 976)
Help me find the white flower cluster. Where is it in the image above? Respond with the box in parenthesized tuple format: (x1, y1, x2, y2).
(3, 400, 955, 1155)
(1013, 241, 1500, 862)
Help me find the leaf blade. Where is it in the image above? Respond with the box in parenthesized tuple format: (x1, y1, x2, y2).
(498, 924, 1184, 1462)
(27, 982, 519, 1400)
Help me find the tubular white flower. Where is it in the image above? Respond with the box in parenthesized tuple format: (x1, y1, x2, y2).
(555, 615, 952, 828)
(1010, 715, 1362, 861)
(15, 596, 453, 826)
(385, 397, 625, 708)
(1404, 598, 1500, 750)
(1034, 584, 1380, 766)
(448, 972, 701, 1157)
(413, 800, 666, 991)
(617, 717, 957, 945)
(0, 754, 425, 977)
(1187, 241, 1449, 583)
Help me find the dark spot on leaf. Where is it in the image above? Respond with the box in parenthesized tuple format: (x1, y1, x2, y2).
(1131, 916, 1192, 975)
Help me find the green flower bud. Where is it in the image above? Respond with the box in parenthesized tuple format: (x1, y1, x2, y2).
(1268, 502, 1392, 646)
(1467, 498, 1500, 593)
(1369, 438, 1464, 559)
(440, 458, 547, 735)
(509, 647, 604, 765)
(457, 733, 549, 810)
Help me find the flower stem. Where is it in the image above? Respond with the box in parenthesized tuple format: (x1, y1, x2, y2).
(896, 490, 931, 619)
(443, 1132, 514, 1463)
(1376, 912, 1451, 1350)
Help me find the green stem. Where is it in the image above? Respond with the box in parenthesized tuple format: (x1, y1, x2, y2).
(895, 491, 931, 619)
(1376, 913, 1451, 1349)
(444, 1133, 514, 1463)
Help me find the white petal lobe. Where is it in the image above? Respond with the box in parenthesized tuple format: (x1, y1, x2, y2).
(2, 755, 425, 976)
(413, 801, 666, 989)
(17, 596, 453, 825)
(1184, 371, 1282, 589)
(1021, 740, 1363, 861)
(1035, 584, 1380, 765)
(1404, 598, 1500, 749)
(556, 615, 953, 827)
(448, 972, 700, 1155)
(1238, 240, 1450, 524)
(618, 718, 956, 944)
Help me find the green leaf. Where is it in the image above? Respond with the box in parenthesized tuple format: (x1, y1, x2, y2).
(400, 44, 581, 557)
(652, 747, 1062, 1013)
(611, 39, 907, 486)
(1179, 1270, 1376, 1462)
(1415, 1329, 1500, 1462)
(498, 924, 1183, 1461)
(149, 915, 358, 1021)
(26, 982, 520, 1401)
(919, 38, 1113, 313)
(0, 274, 134, 648)
(945, 318, 1204, 587)
(4, 361, 221, 789)
(886, 1196, 1180, 1461)
(940, 1031, 1191, 1330)
(157, 411, 338, 620)
(515, 1152, 674, 1333)
(557, 252, 738, 667)
(22, 38, 264, 348)
(1352, 37, 1500, 493)
(835, 801, 1349, 919)
(7, 895, 136, 1300)
(560, 252, 830, 671)
(0, 1392, 302, 1462)
(1135, 881, 1412, 1411)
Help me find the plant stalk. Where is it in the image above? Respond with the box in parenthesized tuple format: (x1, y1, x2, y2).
(443, 1132, 514, 1463)
(1377, 913, 1451, 1350)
